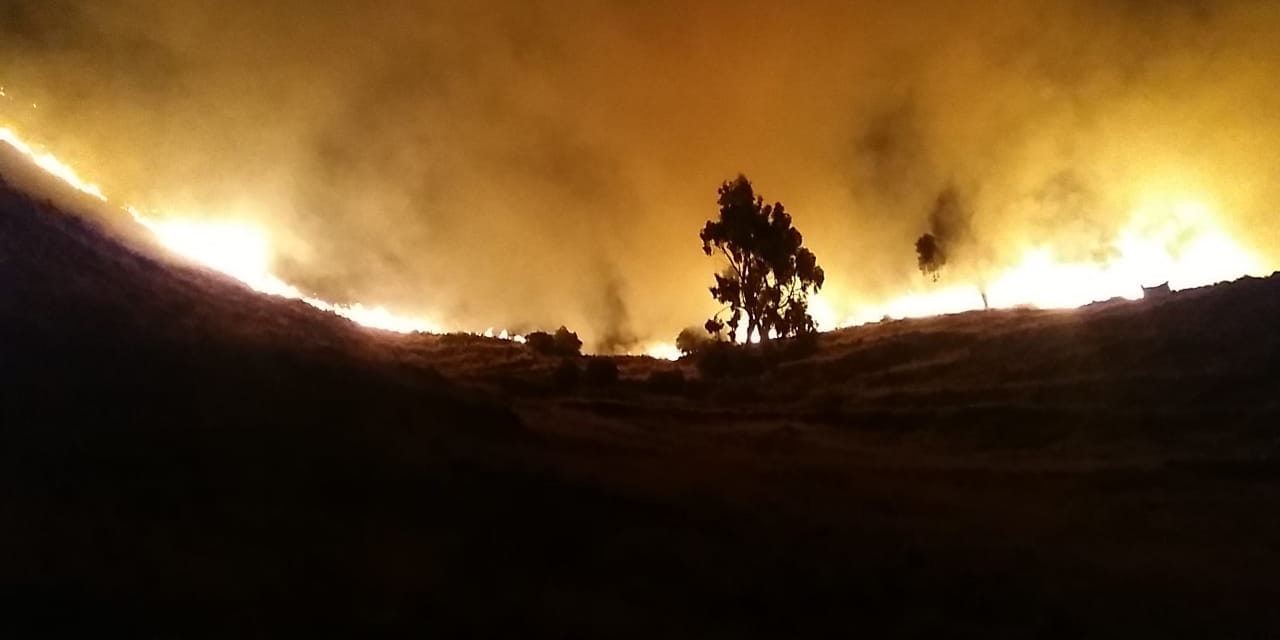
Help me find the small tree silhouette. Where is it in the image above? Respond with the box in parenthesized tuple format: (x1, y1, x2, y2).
(700, 175, 825, 344)
(916, 232, 946, 281)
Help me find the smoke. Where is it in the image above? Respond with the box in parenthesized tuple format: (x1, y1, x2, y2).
(914, 187, 973, 277)
(592, 266, 638, 354)
(3, 0, 1279, 344)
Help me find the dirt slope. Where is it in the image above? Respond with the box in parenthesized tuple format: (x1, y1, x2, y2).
(3, 146, 1280, 638)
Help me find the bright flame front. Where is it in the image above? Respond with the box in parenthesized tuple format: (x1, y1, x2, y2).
(130, 207, 458, 334)
(2, 125, 466, 337)
(1, 127, 107, 201)
(2, 122, 1272, 356)
(840, 200, 1265, 326)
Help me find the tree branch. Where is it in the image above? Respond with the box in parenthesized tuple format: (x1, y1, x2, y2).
(719, 245, 744, 282)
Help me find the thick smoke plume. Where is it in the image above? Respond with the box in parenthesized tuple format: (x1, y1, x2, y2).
(3, 0, 1279, 345)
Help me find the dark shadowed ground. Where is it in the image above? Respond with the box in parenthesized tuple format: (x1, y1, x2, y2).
(3, 149, 1280, 637)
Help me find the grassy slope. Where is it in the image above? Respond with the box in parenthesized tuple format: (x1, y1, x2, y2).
(3, 149, 1280, 637)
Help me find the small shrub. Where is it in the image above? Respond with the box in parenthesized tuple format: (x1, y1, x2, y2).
(553, 326, 583, 357)
(646, 369, 686, 394)
(525, 331, 556, 355)
(583, 357, 620, 386)
(526, 326, 583, 358)
(675, 326, 715, 357)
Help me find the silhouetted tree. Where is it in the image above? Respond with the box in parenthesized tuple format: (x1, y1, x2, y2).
(916, 232, 945, 281)
(916, 188, 968, 283)
(700, 175, 825, 343)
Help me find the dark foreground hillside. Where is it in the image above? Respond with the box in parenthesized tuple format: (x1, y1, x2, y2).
(3, 150, 1280, 637)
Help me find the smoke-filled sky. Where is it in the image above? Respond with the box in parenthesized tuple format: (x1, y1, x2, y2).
(3, 0, 1279, 347)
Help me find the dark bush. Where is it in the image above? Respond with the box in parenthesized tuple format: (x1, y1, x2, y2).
(525, 331, 556, 355)
(646, 369, 686, 394)
(553, 326, 583, 356)
(526, 326, 583, 358)
(675, 326, 715, 357)
(583, 357, 620, 386)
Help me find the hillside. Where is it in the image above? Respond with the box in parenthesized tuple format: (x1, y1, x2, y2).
(3, 147, 1280, 637)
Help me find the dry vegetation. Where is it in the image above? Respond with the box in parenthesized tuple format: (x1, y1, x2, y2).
(3, 162, 1280, 637)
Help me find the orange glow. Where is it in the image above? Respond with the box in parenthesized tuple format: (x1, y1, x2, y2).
(2, 125, 483, 338)
(131, 206, 455, 334)
(2, 123, 1270, 355)
(1, 127, 107, 201)
(641, 343, 682, 361)
(840, 200, 1265, 326)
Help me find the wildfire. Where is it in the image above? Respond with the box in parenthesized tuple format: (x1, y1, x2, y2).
(2, 124, 462, 337)
(1, 120, 1270, 360)
(642, 343, 684, 361)
(839, 200, 1265, 326)
(1, 127, 107, 201)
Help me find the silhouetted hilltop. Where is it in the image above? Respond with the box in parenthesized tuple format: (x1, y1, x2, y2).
(4, 149, 1280, 638)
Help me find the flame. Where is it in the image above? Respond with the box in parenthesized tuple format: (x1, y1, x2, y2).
(2, 124, 480, 338)
(3, 118, 1271, 357)
(122, 207, 457, 333)
(130, 212, 281, 291)
(1, 127, 107, 201)
(642, 343, 683, 361)
(841, 200, 1266, 325)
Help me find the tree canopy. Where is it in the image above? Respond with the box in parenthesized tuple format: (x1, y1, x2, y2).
(916, 232, 946, 281)
(700, 175, 825, 344)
